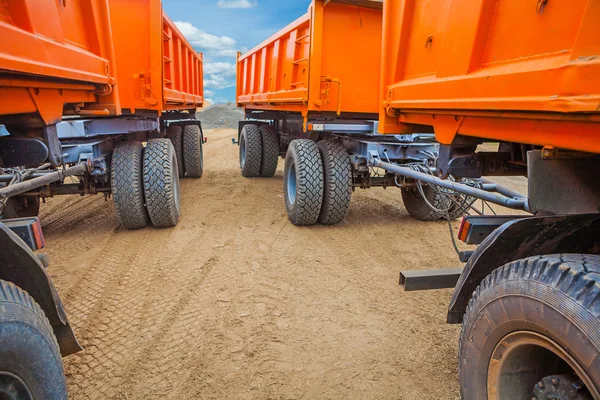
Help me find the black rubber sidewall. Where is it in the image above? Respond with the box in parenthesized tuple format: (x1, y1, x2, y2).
(0, 301, 67, 399)
(166, 125, 185, 178)
(239, 125, 262, 177)
(460, 279, 600, 399)
(283, 140, 323, 226)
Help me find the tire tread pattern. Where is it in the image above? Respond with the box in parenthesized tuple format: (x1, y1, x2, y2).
(285, 140, 324, 226)
(318, 140, 352, 225)
(240, 125, 262, 177)
(111, 141, 149, 229)
(259, 125, 279, 177)
(459, 254, 600, 396)
(143, 139, 180, 228)
(0, 279, 66, 398)
(166, 125, 185, 178)
(183, 125, 203, 178)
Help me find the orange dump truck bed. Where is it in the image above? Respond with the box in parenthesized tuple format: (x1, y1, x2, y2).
(379, 0, 600, 154)
(237, 0, 383, 118)
(0, 0, 203, 127)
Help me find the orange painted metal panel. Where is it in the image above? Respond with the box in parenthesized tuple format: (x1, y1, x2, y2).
(237, 0, 383, 117)
(380, 0, 600, 154)
(0, 0, 203, 126)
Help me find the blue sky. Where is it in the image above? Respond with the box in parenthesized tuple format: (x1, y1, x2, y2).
(164, 0, 311, 104)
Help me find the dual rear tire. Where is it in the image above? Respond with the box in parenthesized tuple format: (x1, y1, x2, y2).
(283, 139, 352, 226)
(111, 139, 181, 229)
(112, 123, 203, 230)
(239, 124, 279, 178)
(167, 124, 204, 179)
(239, 126, 353, 226)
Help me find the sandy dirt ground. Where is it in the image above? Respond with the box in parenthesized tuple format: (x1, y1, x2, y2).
(40, 128, 526, 399)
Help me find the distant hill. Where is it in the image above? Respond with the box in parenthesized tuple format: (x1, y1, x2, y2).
(197, 103, 244, 129)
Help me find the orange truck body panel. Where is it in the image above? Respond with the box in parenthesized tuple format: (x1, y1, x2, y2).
(379, 0, 600, 154)
(0, 0, 203, 126)
(237, 0, 383, 117)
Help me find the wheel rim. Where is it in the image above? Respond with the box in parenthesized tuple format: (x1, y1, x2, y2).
(0, 372, 33, 400)
(286, 161, 297, 206)
(240, 135, 246, 169)
(487, 331, 598, 399)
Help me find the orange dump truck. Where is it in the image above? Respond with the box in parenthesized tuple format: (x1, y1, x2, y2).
(238, 1, 600, 397)
(0, 0, 204, 395)
(380, 1, 600, 399)
(378, 0, 600, 400)
(0, 0, 205, 230)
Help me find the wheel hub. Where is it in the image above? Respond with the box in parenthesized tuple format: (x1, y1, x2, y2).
(0, 372, 33, 400)
(286, 161, 297, 205)
(487, 331, 599, 399)
(533, 374, 592, 400)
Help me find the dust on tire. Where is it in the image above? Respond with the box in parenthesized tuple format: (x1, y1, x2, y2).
(317, 140, 352, 225)
(143, 139, 181, 228)
(239, 124, 262, 177)
(0, 279, 68, 399)
(259, 125, 279, 177)
(111, 141, 149, 229)
(183, 124, 203, 178)
(166, 125, 185, 178)
(283, 139, 324, 226)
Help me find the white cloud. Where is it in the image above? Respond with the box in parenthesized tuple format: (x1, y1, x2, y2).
(204, 62, 236, 78)
(218, 49, 240, 57)
(217, 0, 257, 9)
(175, 21, 245, 59)
(175, 21, 236, 51)
(204, 90, 215, 97)
(205, 74, 235, 89)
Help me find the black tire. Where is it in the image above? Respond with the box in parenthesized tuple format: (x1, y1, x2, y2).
(143, 139, 181, 228)
(239, 124, 262, 177)
(400, 185, 465, 221)
(401, 186, 442, 221)
(166, 125, 185, 178)
(0, 279, 67, 399)
(111, 141, 149, 229)
(283, 140, 324, 226)
(1, 197, 40, 219)
(183, 124, 203, 178)
(317, 140, 352, 225)
(459, 254, 600, 399)
(259, 125, 279, 177)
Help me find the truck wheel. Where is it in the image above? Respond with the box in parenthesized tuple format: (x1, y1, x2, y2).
(259, 125, 279, 177)
(459, 254, 600, 399)
(143, 139, 181, 228)
(317, 140, 352, 225)
(166, 125, 185, 178)
(1, 197, 40, 219)
(239, 124, 262, 177)
(183, 124, 203, 178)
(0, 279, 67, 399)
(401, 186, 443, 221)
(111, 141, 149, 229)
(283, 140, 324, 226)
